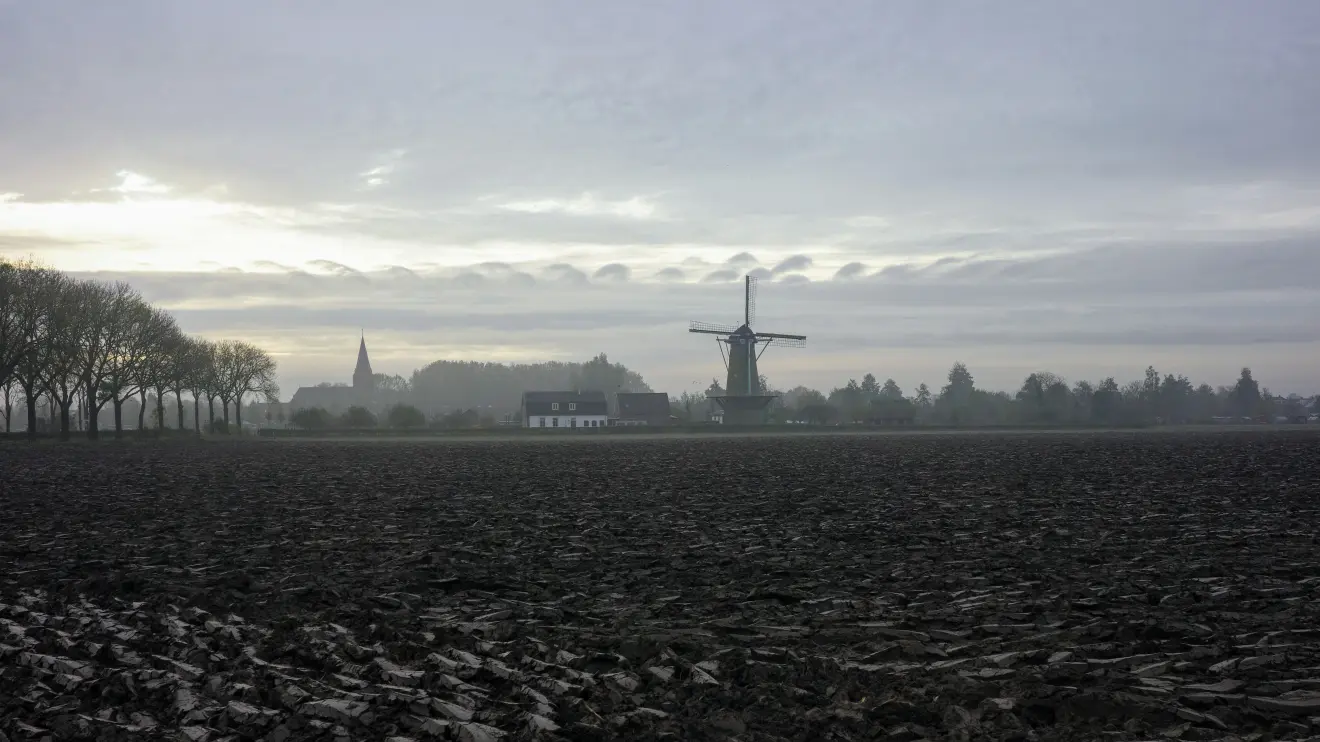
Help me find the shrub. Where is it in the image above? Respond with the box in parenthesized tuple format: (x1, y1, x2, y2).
(386, 404, 426, 429)
(289, 407, 332, 430)
(341, 405, 377, 429)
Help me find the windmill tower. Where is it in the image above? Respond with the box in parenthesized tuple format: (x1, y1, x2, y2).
(689, 275, 807, 425)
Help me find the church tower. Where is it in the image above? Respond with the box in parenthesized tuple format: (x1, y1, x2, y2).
(352, 333, 375, 393)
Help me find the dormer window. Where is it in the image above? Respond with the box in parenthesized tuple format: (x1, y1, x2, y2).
(551, 402, 560, 411)
(568, 402, 577, 411)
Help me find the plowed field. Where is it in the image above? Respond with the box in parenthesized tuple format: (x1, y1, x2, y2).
(2, 430, 1319, 741)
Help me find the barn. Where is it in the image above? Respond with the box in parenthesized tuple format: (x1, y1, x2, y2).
(615, 392, 673, 426)
(521, 390, 609, 429)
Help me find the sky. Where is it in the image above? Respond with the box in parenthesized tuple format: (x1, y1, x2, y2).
(3, 1, 1319, 398)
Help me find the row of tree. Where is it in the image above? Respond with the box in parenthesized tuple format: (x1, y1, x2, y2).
(0, 259, 280, 440)
(672, 364, 1314, 426)
(287, 403, 502, 431)
(406, 354, 650, 412)
(291, 353, 653, 419)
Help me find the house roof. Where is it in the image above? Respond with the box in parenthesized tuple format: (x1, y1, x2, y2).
(617, 392, 671, 419)
(522, 390, 609, 416)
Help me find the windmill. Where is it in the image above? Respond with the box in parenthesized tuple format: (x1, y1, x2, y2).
(689, 275, 807, 424)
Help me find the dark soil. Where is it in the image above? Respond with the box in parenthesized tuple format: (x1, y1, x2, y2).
(2, 430, 1319, 742)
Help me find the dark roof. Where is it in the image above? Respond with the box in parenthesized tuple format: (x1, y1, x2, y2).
(354, 336, 373, 377)
(289, 385, 362, 413)
(617, 392, 671, 420)
(522, 390, 608, 417)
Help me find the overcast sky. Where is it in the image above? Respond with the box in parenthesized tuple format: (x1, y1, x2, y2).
(3, 1, 1319, 397)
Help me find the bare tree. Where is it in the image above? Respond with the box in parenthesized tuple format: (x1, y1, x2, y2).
(38, 277, 90, 440)
(0, 260, 28, 392)
(72, 281, 142, 439)
(180, 338, 214, 434)
(169, 338, 198, 431)
(2, 261, 59, 438)
(130, 308, 169, 432)
(160, 331, 190, 431)
(0, 259, 46, 390)
(204, 347, 222, 432)
(212, 340, 241, 432)
(137, 313, 185, 434)
(101, 296, 158, 437)
(228, 341, 280, 431)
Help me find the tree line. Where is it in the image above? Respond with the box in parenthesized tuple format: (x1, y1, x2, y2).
(286, 353, 652, 423)
(672, 363, 1316, 426)
(1, 258, 280, 440)
(285, 403, 502, 431)
(406, 353, 651, 411)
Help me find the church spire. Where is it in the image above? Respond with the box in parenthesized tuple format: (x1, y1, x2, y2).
(353, 333, 374, 391)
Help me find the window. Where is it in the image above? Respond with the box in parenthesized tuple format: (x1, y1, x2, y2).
(568, 402, 577, 411)
(552, 417, 559, 427)
(551, 402, 559, 411)
(539, 417, 545, 427)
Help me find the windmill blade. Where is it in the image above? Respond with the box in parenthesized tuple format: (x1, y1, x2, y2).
(757, 331, 807, 341)
(762, 335, 806, 348)
(690, 320, 738, 335)
(746, 275, 758, 327)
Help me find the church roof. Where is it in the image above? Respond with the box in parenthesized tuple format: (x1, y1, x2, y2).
(354, 335, 373, 377)
(289, 384, 359, 413)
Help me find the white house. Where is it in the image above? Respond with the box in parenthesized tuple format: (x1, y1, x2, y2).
(521, 390, 610, 429)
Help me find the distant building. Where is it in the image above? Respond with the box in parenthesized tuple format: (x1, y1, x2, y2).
(704, 397, 724, 424)
(352, 335, 375, 394)
(521, 390, 609, 429)
(615, 392, 673, 426)
(288, 334, 377, 415)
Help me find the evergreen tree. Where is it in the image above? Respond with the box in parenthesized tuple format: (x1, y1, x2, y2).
(1231, 368, 1261, 416)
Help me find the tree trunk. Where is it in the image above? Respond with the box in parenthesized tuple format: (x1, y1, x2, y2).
(155, 389, 165, 433)
(58, 396, 71, 441)
(24, 384, 37, 440)
(207, 395, 216, 431)
(86, 378, 101, 440)
(235, 400, 243, 434)
(113, 398, 124, 438)
(221, 398, 231, 433)
(138, 389, 148, 432)
(193, 395, 201, 434)
(176, 390, 185, 430)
